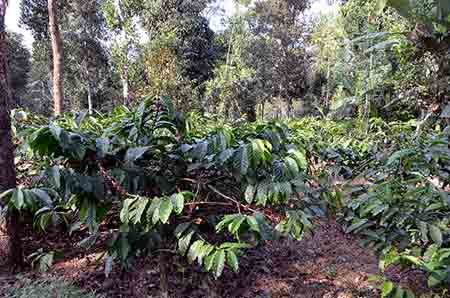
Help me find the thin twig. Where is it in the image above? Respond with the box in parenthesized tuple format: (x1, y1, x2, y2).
(207, 185, 257, 213)
(185, 202, 234, 207)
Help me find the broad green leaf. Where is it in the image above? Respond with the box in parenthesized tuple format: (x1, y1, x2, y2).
(50, 166, 60, 188)
(381, 281, 394, 297)
(205, 250, 217, 271)
(244, 184, 256, 204)
(120, 199, 134, 223)
(125, 146, 150, 163)
(171, 193, 184, 215)
(147, 198, 161, 224)
(394, 288, 405, 298)
(418, 221, 428, 242)
(429, 225, 443, 246)
(216, 214, 240, 232)
(178, 230, 195, 255)
(226, 250, 239, 272)
(346, 218, 368, 234)
(30, 189, 53, 206)
(174, 222, 191, 238)
(197, 244, 214, 266)
(159, 198, 173, 224)
(229, 216, 246, 235)
(133, 198, 149, 224)
(427, 270, 447, 287)
(12, 189, 24, 210)
(38, 252, 54, 272)
(0, 189, 14, 201)
(219, 242, 252, 249)
(214, 250, 226, 278)
(187, 240, 204, 264)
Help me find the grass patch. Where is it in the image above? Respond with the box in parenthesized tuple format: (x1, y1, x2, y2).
(5, 277, 102, 298)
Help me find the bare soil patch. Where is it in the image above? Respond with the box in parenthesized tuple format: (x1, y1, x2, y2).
(1, 219, 384, 297)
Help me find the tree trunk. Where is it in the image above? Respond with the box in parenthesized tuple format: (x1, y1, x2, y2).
(0, 0, 23, 271)
(122, 71, 129, 105)
(48, 0, 64, 116)
(87, 82, 93, 114)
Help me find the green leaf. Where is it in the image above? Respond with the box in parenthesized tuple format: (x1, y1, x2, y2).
(174, 222, 191, 238)
(375, 0, 388, 14)
(418, 221, 428, 242)
(159, 198, 173, 224)
(394, 288, 405, 298)
(401, 255, 423, 266)
(367, 274, 384, 282)
(30, 189, 53, 206)
(12, 189, 25, 210)
(214, 250, 226, 278)
(244, 184, 256, 204)
(171, 193, 185, 215)
(133, 198, 149, 224)
(197, 244, 214, 266)
(205, 250, 217, 271)
(235, 145, 249, 175)
(429, 225, 443, 246)
(229, 216, 246, 235)
(187, 240, 204, 264)
(147, 198, 161, 225)
(284, 156, 300, 177)
(226, 250, 239, 272)
(256, 181, 270, 206)
(427, 270, 447, 287)
(219, 242, 252, 249)
(120, 199, 134, 223)
(0, 189, 14, 202)
(178, 230, 195, 255)
(381, 281, 394, 297)
(346, 218, 368, 234)
(124, 146, 150, 163)
(38, 252, 54, 272)
(216, 214, 240, 232)
(50, 166, 60, 188)
(288, 149, 308, 171)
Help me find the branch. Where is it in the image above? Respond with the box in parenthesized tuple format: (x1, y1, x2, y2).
(206, 185, 257, 214)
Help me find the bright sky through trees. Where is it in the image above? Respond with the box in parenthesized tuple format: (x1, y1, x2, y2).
(6, 0, 335, 50)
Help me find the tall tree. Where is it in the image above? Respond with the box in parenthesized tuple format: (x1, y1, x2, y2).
(141, 0, 220, 109)
(6, 32, 31, 108)
(48, 0, 64, 115)
(246, 0, 311, 118)
(103, 0, 144, 104)
(0, 0, 23, 270)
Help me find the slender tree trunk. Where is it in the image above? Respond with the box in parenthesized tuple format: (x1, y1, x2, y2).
(48, 0, 64, 116)
(87, 83, 93, 114)
(122, 72, 129, 105)
(325, 59, 331, 108)
(261, 100, 265, 120)
(0, 0, 23, 271)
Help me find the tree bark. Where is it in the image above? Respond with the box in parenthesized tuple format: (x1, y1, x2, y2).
(48, 0, 64, 116)
(0, 0, 23, 271)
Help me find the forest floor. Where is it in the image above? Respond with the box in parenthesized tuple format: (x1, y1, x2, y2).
(0, 219, 429, 298)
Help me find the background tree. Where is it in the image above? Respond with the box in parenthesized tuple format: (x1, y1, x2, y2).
(6, 32, 31, 108)
(0, 0, 23, 270)
(48, 0, 65, 115)
(21, 0, 119, 113)
(140, 0, 221, 111)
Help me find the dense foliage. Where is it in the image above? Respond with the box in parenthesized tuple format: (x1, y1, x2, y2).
(2, 0, 450, 297)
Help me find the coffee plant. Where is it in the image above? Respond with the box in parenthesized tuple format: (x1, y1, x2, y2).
(1, 97, 324, 297)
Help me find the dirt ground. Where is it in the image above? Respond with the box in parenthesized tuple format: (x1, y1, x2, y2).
(1, 218, 388, 298)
